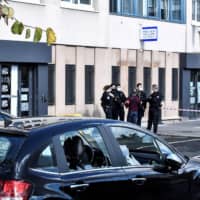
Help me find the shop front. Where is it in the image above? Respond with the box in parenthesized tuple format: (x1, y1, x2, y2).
(180, 53, 200, 119)
(0, 40, 51, 117)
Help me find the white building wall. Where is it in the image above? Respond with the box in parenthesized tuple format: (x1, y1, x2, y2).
(1, 0, 186, 52)
(0, 0, 187, 120)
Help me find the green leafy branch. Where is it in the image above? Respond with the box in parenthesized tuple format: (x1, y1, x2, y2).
(0, 0, 56, 45)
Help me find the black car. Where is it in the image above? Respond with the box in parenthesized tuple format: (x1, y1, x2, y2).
(0, 118, 200, 200)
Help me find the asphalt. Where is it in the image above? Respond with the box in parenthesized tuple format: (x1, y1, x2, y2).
(143, 119, 200, 158)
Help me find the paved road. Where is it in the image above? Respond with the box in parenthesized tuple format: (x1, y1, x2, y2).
(154, 120, 200, 157)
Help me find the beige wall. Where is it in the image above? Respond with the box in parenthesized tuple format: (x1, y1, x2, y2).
(49, 45, 180, 121)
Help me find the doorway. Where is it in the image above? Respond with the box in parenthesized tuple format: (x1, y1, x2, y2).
(189, 70, 200, 118)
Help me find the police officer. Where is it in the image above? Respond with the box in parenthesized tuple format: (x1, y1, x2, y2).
(136, 83, 147, 126)
(111, 83, 126, 121)
(100, 85, 114, 119)
(147, 84, 162, 134)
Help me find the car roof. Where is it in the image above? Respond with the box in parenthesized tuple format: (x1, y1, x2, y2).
(6, 117, 147, 138)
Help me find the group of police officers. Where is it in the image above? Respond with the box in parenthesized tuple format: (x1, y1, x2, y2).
(100, 83, 162, 133)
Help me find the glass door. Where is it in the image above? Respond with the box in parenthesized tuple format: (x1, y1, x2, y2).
(189, 70, 200, 118)
(18, 65, 33, 117)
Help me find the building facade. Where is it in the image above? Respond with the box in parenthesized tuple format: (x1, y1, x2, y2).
(179, 0, 200, 119)
(0, 0, 189, 120)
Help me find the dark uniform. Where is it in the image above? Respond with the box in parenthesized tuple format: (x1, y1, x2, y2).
(101, 91, 113, 119)
(136, 90, 147, 126)
(112, 89, 126, 121)
(147, 91, 162, 133)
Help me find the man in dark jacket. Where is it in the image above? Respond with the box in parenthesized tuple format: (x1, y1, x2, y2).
(100, 85, 114, 119)
(147, 84, 162, 134)
(111, 83, 126, 121)
(136, 83, 147, 126)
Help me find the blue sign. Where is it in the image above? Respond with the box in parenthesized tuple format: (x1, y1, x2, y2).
(140, 26, 158, 42)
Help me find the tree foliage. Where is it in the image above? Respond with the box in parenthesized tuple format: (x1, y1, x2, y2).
(0, 0, 56, 45)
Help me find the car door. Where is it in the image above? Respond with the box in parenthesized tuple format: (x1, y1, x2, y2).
(56, 125, 131, 200)
(108, 125, 191, 200)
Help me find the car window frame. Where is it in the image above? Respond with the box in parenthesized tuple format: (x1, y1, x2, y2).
(106, 124, 186, 168)
(52, 123, 125, 174)
(28, 138, 60, 174)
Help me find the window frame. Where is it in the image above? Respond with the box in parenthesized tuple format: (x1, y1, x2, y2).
(108, 125, 185, 167)
(128, 66, 136, 96)
(48, 64, 55, 106)
(112, 66, 120, 85)
(9, 0, 41, 4)
(158, 67, 166, 100)
(143, 67, 152, 97)
(192, 0, 200, 23)
(109, 0, 186, 24)
(65, 64, 76, 105)
(85, 65, 95, 104)
(172, 68, 179, 101)
(61, 0, 94, 11)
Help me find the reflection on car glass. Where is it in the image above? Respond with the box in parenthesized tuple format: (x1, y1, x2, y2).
(0, 137, 10, 163)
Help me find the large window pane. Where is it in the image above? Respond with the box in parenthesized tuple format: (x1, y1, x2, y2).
(112, 66, 120, 85)
(171, 0, 181, 21)
(197, 0, 200, 21)
(122, 0, 135, 15)
(161, 0, 169, 20)
(193, 0, 196, 20)
(110, 0, 121, 13)
(80, 0, 91, 4)
(48, 64, 55, 105)
(159, 68, 166, 100)
(172, 68, 178, 101)
(143, 67, 151, 96)
(65, 65, 76, 105)
(128, 66, 136, 96)
(147, 0, 157, 17)
(85, 65, 94, 104)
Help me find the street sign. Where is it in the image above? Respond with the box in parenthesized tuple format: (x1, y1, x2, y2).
(140, 26, 158, 42)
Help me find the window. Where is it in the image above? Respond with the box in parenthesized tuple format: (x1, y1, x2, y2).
(161, 0, 169, 20)
(48, 64, 55, 105)
(0, 137, 10, 163)
(128, 66, 136, 96)
(60, 127, 111, 171)
(65, 65, 76, 105)
(159, 68, 166, 100)
(62, 0, 91, 4)
(11, 0, 41, 3)
(171, 0, 181, 21)
(138, 0, 157, 17)
(110, 0, 121, 13)
(172, 68, 178, 101)
(147, 0, 157, 17)
(143, 67, 151, 96)
(110, 127, 162, 166)
(193, 0, 200, 22)
(110, 0, 185, 23)
(85, 65, 94, 104)
(122, 0, 135, 15)
(112, 66, 120, 85)
(32, 145, 58, 173)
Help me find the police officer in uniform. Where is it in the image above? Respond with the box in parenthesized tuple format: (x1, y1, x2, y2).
(136, 83, 147, 126)
(147, 84, 162, 134)
(100, 85, 114, 119)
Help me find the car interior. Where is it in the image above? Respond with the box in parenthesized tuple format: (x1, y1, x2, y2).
(63, 135, 109, 170)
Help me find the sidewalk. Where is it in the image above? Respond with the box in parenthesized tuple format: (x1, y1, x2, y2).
(154, 119, 200, 137)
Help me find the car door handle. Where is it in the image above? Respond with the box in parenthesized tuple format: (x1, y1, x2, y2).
(70, 183, 89, 190)
(131, 178, 147, 186)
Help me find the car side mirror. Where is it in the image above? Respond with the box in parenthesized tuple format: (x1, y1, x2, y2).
(165, 154, 183, 171)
